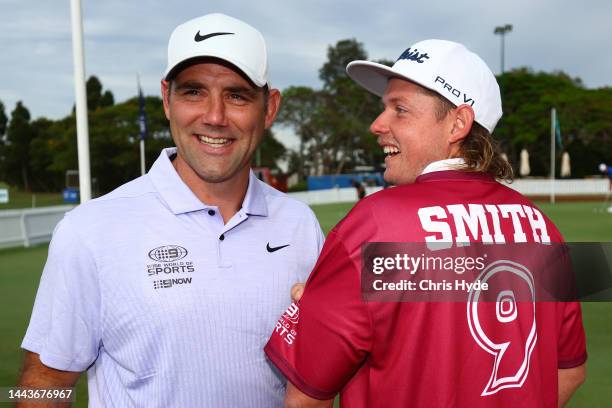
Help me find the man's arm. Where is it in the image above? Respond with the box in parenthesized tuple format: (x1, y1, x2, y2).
(558, 364, 586, 408)
(16, 351, 81, 408)
(285, 383, 334, 408)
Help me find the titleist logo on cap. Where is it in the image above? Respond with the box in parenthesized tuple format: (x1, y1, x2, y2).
(396, 48, 430, 64)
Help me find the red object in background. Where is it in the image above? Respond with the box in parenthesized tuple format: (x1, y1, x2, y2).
(253, 167, 288, 192)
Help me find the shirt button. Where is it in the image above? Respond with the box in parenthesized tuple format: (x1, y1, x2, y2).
(208, 209, 215, 216)
(219, 234, 225, 241)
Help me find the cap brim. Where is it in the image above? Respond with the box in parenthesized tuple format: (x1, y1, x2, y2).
(347, 60, 438, 99)
(346, 61, 398, 97)
(164, 53, 267, 87)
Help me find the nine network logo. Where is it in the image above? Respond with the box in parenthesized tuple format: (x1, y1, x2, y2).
(153, 277, 192, 290)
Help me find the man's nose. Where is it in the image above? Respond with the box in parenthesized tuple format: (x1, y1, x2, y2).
(201, 94, 227, 127)
(370, 111, 389, 136)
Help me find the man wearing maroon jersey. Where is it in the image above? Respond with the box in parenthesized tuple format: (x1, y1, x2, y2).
(265, 39, 587, 407)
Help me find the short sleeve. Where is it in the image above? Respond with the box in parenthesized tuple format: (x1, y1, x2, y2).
(21, 214, 102, 372)
(265, 229, 372, 400)
(557, 302, 587, 368)
(295, 205, 326, 282)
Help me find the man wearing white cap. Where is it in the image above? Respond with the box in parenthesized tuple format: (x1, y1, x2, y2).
(266, 40, 586, 407)
(18, 14, 324, 407)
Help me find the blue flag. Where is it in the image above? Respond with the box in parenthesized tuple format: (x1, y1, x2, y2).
(138, 82, 148, 141)
(555, 115, 563, 150)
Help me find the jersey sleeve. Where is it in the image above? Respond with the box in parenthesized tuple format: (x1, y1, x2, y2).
(265, 229, 372, 400)
(557, 301, 587, 368)
(21, 214, 102, 372)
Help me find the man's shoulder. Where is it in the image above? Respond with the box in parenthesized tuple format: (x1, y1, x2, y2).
(259, 181, 317, 218)
(65, 175, 158, 223)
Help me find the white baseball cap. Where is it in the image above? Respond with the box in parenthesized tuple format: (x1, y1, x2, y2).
(346, 39, 502, 133)
(164, 13, 269, 87)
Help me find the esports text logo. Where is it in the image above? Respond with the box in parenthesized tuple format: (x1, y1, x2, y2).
(397, 47, 430, 63)
(274, 302, 299, 345)
(148, 245, 188, 263)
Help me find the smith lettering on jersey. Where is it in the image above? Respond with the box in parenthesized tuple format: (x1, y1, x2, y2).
(265, 170, 586, 408)
(418, 203, 551, 249)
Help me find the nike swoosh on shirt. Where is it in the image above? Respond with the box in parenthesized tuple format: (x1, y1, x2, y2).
(266, 243, 290, 253)
(194, 31, 234, 42)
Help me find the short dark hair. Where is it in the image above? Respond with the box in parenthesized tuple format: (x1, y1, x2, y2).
(418, 86, 513, 182)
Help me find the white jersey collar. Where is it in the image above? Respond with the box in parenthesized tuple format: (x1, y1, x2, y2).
(421, 158, 466, 175)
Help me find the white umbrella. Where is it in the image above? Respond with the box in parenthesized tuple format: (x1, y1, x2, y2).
(561, 152, 571, 178)
(519, 148, 531, 177)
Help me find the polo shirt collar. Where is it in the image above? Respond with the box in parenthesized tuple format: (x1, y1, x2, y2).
(241, 171, 268, 217)
(148, 148, 268, 216)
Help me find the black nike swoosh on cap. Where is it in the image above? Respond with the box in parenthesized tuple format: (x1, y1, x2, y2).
(266, 243, 290, 253)
(194, 31, 235, 42)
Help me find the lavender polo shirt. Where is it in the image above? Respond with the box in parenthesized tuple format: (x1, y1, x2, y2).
(22, 148, 324, 407)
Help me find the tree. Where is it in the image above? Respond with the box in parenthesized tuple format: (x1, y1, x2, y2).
(255, 129, 286, 170)
(29, 117, 62, 191)
(0, 100, 7, 137)
(319, 39, 368, 90)
(495, 68, 611, 177)
(77, 76, 116, 112)
(0, 100, 7, 182)
(100, 90, 115, 107)
(4, 102, 34, 190)
(277, 86, 326, 180)
(280, 40, 390, 177)
(318, 39, 384, 174)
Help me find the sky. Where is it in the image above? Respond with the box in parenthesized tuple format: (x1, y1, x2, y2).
(0, 0, 610, 150)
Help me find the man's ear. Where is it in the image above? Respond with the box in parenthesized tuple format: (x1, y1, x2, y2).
(264, 89, 281, 129)
(161, 79, 171, 120)
(448, 104, 475, 144)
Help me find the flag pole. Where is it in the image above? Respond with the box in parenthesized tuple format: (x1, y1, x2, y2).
(140, 133, 146, 176)
(138, 74, 146, 176)
(550, 108, 556, 204)
(70, 0, 91, 202)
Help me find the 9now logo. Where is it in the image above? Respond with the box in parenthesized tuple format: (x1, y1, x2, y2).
(148, 245, 188, 263)
(467, 260, 537, 396)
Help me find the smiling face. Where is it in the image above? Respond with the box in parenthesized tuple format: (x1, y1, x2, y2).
(161, 61, 279, 187)
(370, 78, 457, 185)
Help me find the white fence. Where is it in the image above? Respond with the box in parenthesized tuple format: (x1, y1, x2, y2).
(288, 178, 609, 205)
(505, 178, 609, 197)
(0, 205, 74, 249)
(289, 179, 608, 204)
(0, 179, 608, 249)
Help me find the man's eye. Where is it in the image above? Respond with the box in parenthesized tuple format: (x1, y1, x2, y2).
(230, 94, 245, 101)
(395, 106, 407, 114)
(184, 89, 200, 96)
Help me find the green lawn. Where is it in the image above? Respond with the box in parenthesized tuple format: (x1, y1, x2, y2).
(0, 201, 610, 407)
(0, 188, 65, 210)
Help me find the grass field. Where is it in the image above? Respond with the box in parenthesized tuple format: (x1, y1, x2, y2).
(0, 189, 64, 210)
(0, 201, 610, 407)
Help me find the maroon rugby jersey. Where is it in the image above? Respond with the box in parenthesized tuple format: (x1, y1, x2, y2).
(265, 170, 586, 407)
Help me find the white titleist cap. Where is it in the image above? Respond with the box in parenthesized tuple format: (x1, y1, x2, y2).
(346, 39, 502, 133)
(164, 13, 269, 87)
